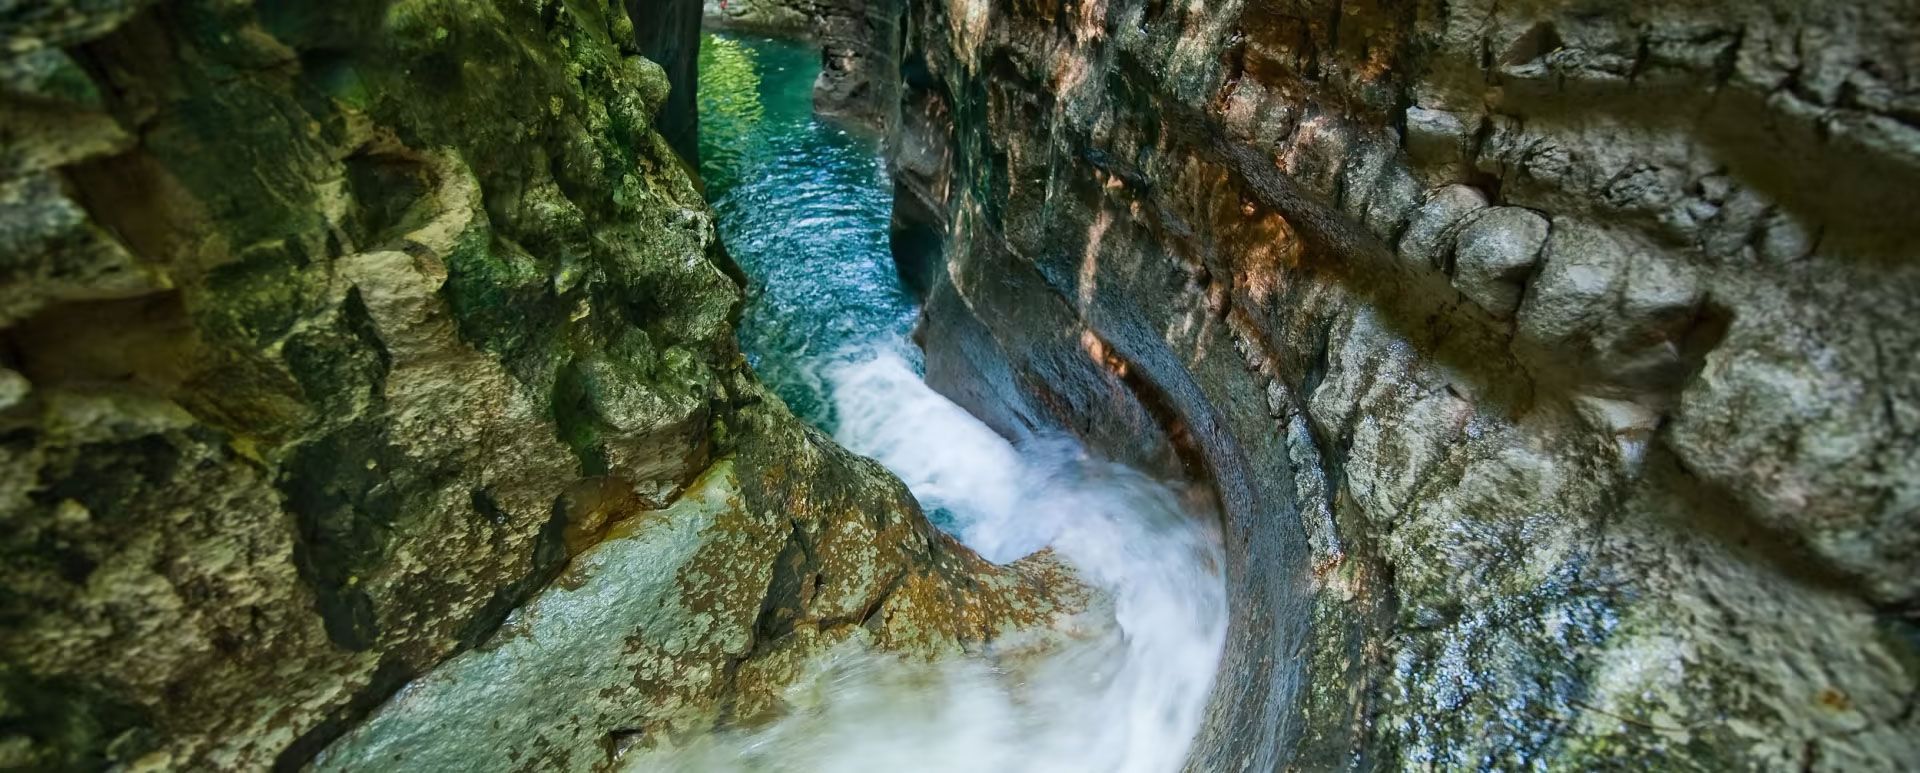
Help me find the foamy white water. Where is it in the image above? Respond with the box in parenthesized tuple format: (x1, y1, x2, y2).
(632, 343, 1226, 773)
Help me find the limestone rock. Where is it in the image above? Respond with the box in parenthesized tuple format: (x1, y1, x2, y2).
(1517, 219, 1627, 351)
(888, 0, 1920, 768)
(703, 0, 899, 128)
(0, 0, 1076, 769)
(1452, 207, 1549, 318)
(1403, 105, 1479, 175)
(702, 0, 810, 38)
(1396, 183, 1488, 270)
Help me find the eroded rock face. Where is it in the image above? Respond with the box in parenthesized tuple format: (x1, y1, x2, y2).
(702, 0, 813, 38)
(891, 0, 1919, 769)
(0, 0, 1069, 769)
(314, 398, 1074, 771)
(702, 0, 900, 127)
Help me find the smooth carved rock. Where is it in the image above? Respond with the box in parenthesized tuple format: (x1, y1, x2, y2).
(315, 450, 1073, 771)
(889, 0, 1920, 768)
(0, 0, 1077, 769)
(1452, 207, 1549, 318)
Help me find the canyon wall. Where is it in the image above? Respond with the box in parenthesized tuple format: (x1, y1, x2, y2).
(0, 0, 1070, 768)
(892, 0, 1920, 769)
(633, 0, 707, 161)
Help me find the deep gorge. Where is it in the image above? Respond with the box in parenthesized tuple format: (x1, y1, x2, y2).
(2, 0, 1916, 770)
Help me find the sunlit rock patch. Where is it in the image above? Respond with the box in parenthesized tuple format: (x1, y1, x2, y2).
(0, 0, 1078, 768)
(890, 0, 1920, 768)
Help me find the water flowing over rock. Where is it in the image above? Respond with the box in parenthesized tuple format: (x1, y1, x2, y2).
(0, 1, 1072, 769)
(5, 0, 1917, 769)
(886, 0, 1920, 769)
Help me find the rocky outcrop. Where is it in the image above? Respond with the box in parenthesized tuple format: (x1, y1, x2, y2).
(0, 0, 1069, 769)
(703, 0, 901, 127)
(702, 0, 813, 38)
(892, 0, 1920, 769)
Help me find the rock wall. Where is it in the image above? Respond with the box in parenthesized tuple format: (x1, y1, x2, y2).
(0, 0, 1070, 769)
(892, 0, 1920, 769)
(702, 0, 814, 38)
(703, 0, 901, 127)
(633, 0, 707, 162)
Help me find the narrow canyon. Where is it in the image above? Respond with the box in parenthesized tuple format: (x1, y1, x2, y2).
(1, 0, 1915, 770)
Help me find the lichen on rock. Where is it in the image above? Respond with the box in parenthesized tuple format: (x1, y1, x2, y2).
(0, 0, 1076, 769)
(888, 0, 1920, 768)
(700, 0, 899, 127)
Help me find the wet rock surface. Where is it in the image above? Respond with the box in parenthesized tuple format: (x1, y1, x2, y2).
(701, 0, 900, 127)
(890, 0, 1920, 769)
(0, 0, 1070, 769)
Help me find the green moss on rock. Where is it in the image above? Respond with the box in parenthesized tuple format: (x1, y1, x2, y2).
(0, 1, 1081, 768)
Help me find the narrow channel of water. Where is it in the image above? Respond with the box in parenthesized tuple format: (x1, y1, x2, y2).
(640, 34, 1228, 772)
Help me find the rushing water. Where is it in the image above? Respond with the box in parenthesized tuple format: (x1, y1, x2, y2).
(695, 33, 917, 430)
(641, 34, 1228, 772)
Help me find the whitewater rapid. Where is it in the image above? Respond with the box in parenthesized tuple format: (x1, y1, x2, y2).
(669, 33, 1228, 772)
(632, 343, 1227, 773)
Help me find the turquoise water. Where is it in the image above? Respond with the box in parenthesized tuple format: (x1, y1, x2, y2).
(698, 33, 919, 430)
(687, 32, 1225, 773)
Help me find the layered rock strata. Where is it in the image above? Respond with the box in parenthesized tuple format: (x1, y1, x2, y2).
(0, 0, 1069, 769)
(892, 0, 1920, 769)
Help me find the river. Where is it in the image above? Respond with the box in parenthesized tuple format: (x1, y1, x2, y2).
(631, 33, 1228, 773)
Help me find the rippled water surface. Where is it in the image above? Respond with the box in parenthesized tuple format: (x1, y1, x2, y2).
(698, 33, 916, 429)
(640, 33, 1227, 773)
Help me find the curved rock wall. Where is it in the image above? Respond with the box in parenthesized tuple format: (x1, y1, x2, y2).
(891, 0, 1920, 769)
(0, 0, 1068, 769)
